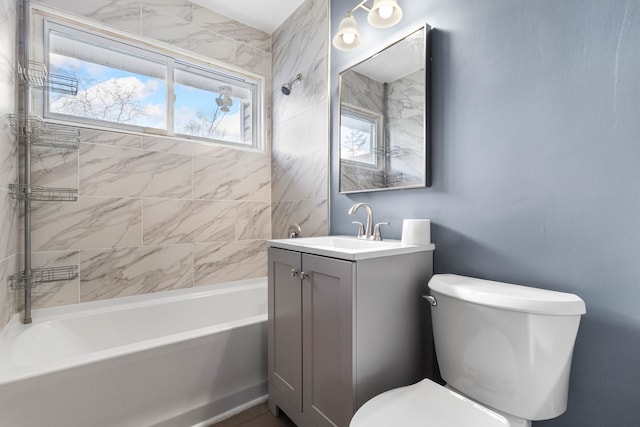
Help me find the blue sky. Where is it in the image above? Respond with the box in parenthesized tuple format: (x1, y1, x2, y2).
(50, 53, 243, 141)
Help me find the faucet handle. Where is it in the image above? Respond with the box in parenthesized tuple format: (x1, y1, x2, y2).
(351, 221, 366, 239)
(288, 223, 302, 239)
(373, 222, 390, 241)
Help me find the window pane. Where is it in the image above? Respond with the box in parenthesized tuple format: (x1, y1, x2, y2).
(174, 64, 254, 145)
(340, 109, 380, 166)
(48, 29, 167, 129)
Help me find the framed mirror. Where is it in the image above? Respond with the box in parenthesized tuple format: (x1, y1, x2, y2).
(339, 24, 431, 193)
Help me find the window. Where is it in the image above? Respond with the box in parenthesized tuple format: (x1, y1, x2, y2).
(48, 24, 167, 130)
(43, 19, 263, 149)
(174, 62, 254, 145)
(340, 106, 383, 167)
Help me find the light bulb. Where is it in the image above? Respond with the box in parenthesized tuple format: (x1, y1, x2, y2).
(378, 5, 394, 19)
(342, 32, 356, 45)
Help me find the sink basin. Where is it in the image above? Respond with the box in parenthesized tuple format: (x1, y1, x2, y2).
(291, 236, 403, 250)
(268, 236, 434, 261)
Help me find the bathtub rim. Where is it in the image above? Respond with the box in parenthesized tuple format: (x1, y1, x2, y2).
(11, 276, 267, 321)
(0, 276, 267, 386)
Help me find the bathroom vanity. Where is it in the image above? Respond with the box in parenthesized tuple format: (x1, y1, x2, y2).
(267, 237, 435, 427)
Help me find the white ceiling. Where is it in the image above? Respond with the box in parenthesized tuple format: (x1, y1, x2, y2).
(189, 0, 306, 34)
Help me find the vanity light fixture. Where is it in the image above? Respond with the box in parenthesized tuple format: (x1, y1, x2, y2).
(333, 0, 403, 51)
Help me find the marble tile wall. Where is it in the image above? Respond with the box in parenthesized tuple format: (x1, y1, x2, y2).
(0, 0, 18, 328)
(340, 163, 385, 193)
(387, 69, 426, 187)
(2, 0, 331, 314)
(36, 0, 272, 81)
(339, 70, 386, 192)
(14, 0, 272, 310)
(271, 0, 330, 238)
(27, 128, 271, 308)
(341, 70, 385, 115)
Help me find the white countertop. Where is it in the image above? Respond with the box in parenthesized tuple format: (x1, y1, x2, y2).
(268, 236, 435, 261)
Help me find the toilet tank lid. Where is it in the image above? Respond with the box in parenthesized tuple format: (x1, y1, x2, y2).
(428, 274, 586, 315)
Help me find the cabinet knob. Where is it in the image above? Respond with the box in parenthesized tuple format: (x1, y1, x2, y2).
(300, 272, 309, 280)
(291, 269, 298, 277)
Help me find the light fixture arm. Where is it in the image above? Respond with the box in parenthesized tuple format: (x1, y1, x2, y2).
(348, 0, 372, 15)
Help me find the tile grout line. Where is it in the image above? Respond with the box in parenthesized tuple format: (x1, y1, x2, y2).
(77, 137, 82, 305)
(191, 154, 195, 289)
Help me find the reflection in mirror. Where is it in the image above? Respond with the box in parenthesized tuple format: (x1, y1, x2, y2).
(339, 24, 430, 193)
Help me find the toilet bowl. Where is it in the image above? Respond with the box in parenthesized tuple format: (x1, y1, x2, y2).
(350, 274, 586, 427)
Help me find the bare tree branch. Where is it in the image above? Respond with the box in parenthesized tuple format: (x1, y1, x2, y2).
(180, 103, 229, 139)
(51, 74, 150, 124)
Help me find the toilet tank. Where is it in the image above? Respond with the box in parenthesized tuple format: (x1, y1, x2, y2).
(428, 274, 586, 421)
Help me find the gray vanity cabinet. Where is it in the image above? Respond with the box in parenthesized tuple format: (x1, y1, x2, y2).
(302, 252, 354, 427)
(268, 247, 305, 414)
(268, 248, 354, 427)
(268, 245, 435, 427)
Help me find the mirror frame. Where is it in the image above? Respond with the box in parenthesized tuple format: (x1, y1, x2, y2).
(338, 23, 432, 193)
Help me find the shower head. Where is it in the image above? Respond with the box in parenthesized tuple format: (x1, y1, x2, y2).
(281, 73, 303, 95)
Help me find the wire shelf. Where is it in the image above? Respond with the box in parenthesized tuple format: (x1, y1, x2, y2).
(6, 114, 80, 149)
(18, 60, 47, 87)
(8, 265, 79, 290)
(373, 146, 407, 157)
(33, 122, 80, 149)
(17, 60, 78, 95)
(386, 174, 405, 185)
(9, 184, 78, 202)
(48, 73, 79, 95)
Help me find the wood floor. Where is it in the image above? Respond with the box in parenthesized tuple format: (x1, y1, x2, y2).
(210, 403, 297, 427)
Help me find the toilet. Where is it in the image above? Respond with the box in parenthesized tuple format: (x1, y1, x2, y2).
(350, 274, 586, 427)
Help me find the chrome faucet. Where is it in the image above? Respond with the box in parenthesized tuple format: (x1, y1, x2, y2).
(348, 203, 373, 239)
(288, 223, 302, 238)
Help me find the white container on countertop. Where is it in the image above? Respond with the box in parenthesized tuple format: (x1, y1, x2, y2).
(401, 219, 431, 245)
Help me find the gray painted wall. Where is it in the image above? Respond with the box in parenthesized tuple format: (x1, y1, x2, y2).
(330, 0, 640, 425)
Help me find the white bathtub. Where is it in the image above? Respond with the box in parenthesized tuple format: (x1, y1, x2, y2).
(0, 278, 268, 427)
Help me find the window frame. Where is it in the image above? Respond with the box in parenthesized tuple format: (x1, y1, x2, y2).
(339, 103, 384, 170)
(35, 13, 265, 151)
(172, 60, 258, 145)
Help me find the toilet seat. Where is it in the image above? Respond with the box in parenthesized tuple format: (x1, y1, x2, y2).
(350, 379, 510, 427)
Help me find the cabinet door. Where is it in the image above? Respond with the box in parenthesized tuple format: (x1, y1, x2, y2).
(268, 248, 303, 412)
(302, 253, 355, 427)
